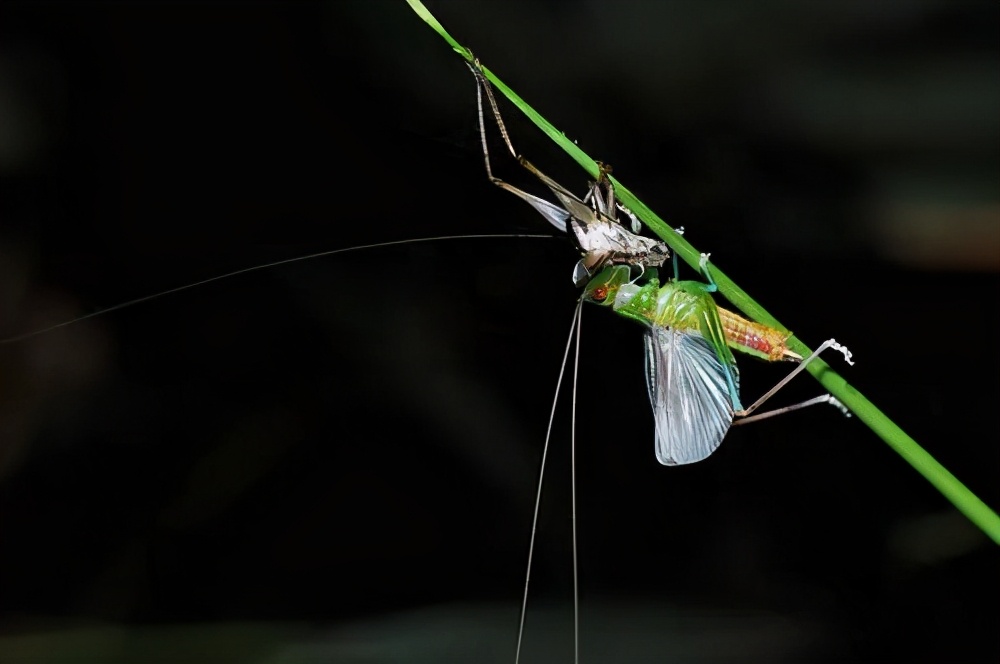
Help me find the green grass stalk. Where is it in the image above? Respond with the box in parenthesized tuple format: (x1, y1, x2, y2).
(406, 0, 1000, 545)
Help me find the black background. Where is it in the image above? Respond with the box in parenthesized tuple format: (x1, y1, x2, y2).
(1, 1, 997, 662)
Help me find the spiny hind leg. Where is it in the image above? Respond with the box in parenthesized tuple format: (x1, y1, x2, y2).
(469, 60, 573, 235)
(734, 339, 854, 423)
(468, 59, 518, 174)
(734, 394, 850, 426)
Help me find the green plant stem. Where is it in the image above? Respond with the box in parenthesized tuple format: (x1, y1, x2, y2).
(406, 0, 1000, 545)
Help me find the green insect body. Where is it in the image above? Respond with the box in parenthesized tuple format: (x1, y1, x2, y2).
(584, 265, 743, 411)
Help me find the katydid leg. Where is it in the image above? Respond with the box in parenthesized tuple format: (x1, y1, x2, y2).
(733, 339, 854, 423)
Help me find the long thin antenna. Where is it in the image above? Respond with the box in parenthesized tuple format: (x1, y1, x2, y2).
(570, 299, 583, 664)
(1, 234, 555, 344)
(515, 303, 581, 664)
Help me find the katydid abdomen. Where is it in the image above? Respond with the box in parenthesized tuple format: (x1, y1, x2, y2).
(717, 308, 800, 363)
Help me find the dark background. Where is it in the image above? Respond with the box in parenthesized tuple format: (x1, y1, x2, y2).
(0, 1, 997, 662)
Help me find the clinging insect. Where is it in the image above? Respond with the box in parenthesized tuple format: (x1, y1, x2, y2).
(469, 61, 854, 465)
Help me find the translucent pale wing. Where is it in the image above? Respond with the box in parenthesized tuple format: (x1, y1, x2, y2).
(502, 173, 663, 268)
(519, 159, 602, 228)
(644, 326, 737, 465)
(515, 159, 668, 271)
(495, 183, 570, 232)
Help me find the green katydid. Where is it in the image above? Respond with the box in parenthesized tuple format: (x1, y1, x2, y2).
(583, 256, 852, 465)
(469, 60, 853, 465)
(470, 59, 855, 664)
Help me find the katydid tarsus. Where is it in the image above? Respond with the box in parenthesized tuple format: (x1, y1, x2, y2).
(0, 59, 855, 664)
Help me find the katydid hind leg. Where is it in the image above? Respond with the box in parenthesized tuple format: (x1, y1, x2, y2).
(734, 339, 854, 422)
(469, 61, 519, 166)
(470, 63, 573, 234)
(734, 394, 850, 426)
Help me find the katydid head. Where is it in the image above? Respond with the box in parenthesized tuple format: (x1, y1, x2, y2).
(582, 265, 632, 306)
